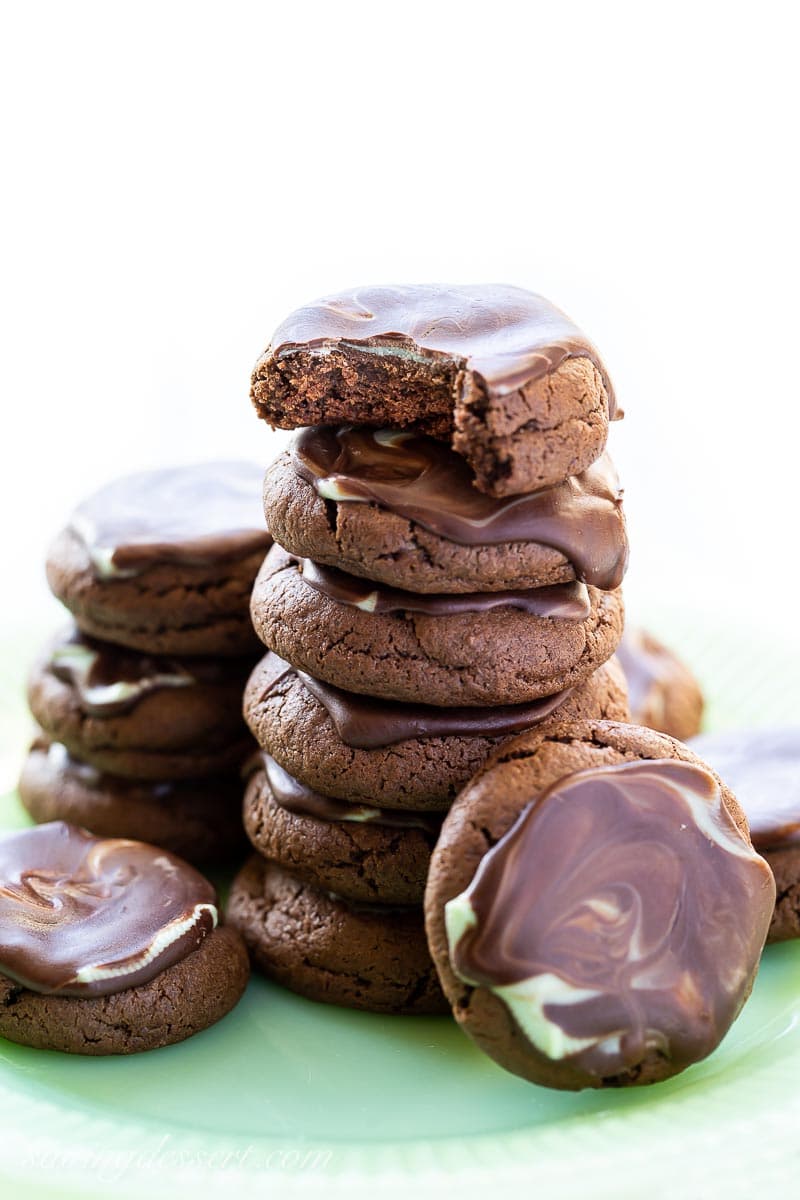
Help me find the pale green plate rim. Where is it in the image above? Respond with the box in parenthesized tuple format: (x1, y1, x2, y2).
(1, 605, 799, 1197)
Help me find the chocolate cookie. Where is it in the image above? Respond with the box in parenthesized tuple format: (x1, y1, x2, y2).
(0, 822, 249, 1053)
(27, 627, 254, 779)
(251, 546, 624, 706)
(690, 727, 800, 943)
(425, 720, 774, 1091)
(228, 856, 447, 1015)
(251, 284, 618, 496)
(46, 462, 271, 656)
(264, 428, 629, 594)
(19, 737, 247, 864)
(243, 753, 441, 904)
(616, 627, 704, 740)
(243, 652, 630, 811)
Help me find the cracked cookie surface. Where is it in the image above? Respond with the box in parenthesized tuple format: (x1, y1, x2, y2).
(228, 856, 447, 1014)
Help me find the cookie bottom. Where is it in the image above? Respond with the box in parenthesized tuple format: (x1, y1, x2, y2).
(0, 926, 249, 1055)
(228, 856, 447, 1015)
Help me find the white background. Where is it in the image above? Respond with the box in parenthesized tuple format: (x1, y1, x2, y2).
(2, 0, 798, 634)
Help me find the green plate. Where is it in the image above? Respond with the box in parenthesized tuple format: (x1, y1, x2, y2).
(2, 609, 799, 1198)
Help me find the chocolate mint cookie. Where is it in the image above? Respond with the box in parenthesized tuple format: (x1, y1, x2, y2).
(228, 856, 447, 1015)
(47, 462, 271, 657)
(243, 753, 441, 904)
(617, 627, 704, 741)
(243, 652, 630, 811)
(27, 627, 254, 779)
(425, 720, 774, 1090)
(251, 284, 618, 496)
(19, 736, 246, 864)
(264, 428, 628, 595)
(690, 727, 800, 943)
(251, 546, 624, 706)
(0, 822, 249, 1054)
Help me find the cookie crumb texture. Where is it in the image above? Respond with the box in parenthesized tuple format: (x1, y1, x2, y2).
(228, 857, 447, 1015)
(251, 283, 614, 496)
(765, 847, 800, 943)
(0, 927, 249, 1055)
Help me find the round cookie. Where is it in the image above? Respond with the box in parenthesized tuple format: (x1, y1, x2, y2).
(264, 427, 628, 595)
(251, 283, 618, 497)
(690, 727, 800, 943)
(243, 753, 441, 904)
(425, 720, 774, 1091)
(251, 547, 624, 706)
(27, 627, 254, 779)
(243, 652, 630, 811)
(19, 737, 247, 864)
(228, 856, 447, 1015)
(616, 627, 704, 741)
(47, 461, 271, 657)
(0, 822, 249, 1054)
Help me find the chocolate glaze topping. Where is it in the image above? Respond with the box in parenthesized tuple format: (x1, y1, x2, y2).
(294, 553, 592, 620)
(258, 652, 574, 747)
(270, 283, 616, 415)
(0, 822, 218, 997)
(690, 728, 800, 853)
(48, 628, 244, 717)
(615, 629, 682, 720)
(68, 461, 271, 579)
(262, 753, 441, 834)
(29, 736, 234, 805)
(292, 427, 628, 591)
(446, 760, 774, 1080)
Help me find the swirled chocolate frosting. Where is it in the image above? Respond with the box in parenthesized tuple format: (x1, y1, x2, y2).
(269, 283, 616, 414)
(262, 753, 441, 833)
(47, 627, 241, 717)
(294, 553, 592, 619)
(267, 655, 574, 748)
(445, 760, 774, 1079)
(0, 822, 218, 997)
(292, 427, 628, 591)
(68, 461, 270, 579)
(690, 728, 800, 852)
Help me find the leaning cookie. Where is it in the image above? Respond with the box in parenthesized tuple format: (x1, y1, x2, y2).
(19, 736, 247, 864)
(243, 652, 630, 811)
(251, 547, 624, 706)
(264, 427, 628, 594)
(690, 727, 800, 943)
(0, 822, 249, 1054)
(27, 627, 254, 779)
(243, 753, 441, 904)
(425, 720, 774, 1091)
(47, 462, 271, 657)
(251, 283, 618, 496)
(616, 627, 704, 741)
(227, 856, 447, 1015)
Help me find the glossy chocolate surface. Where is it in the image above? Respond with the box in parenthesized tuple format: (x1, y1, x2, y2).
(292, 427, 628, 590)
(271, 283, 616, 414)
(68, 461, 270, 578)
(690, 727, 800, 853)
(257, 651, 574, 748)
(446, 759, 774, 1080)
(293, 553, 592, 619)
(263, 754, 440, 833)
(47, 627, 241, 717)
(0, 822, 218, 997)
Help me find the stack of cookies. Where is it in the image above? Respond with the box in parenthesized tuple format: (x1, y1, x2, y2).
(230, 284, 631, 1014)
(19, 463, 271, 864)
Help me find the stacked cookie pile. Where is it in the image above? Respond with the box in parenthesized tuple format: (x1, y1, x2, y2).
(19, 463, 271, 864)
(230, 284, 631, 1014)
